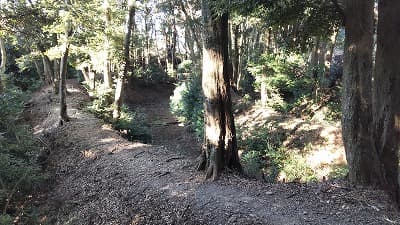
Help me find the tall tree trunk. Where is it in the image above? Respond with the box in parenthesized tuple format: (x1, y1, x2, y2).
(144, 9, 150, 67)
(342, 0, 381, 185)
(53, 59, 60, 94)
(0, 36, 7, 91)
(81, 66, 91, 87)
(113, 1, 135, 119)
(373, 0, 400, 203)
(59, 42, 70, 124)
(103, 0, 112, 89)
(324, 30, 339, 80)
(59, 14, 73, 125)
(179, 1, 201, 55)
(198, 0, 241, 180)
(40, 53, 54, 85)
(231, 24, 240, 90)
(34, 60, 44, 82)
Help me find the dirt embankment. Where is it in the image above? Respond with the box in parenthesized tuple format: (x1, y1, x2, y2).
(27, 80, 400, 225)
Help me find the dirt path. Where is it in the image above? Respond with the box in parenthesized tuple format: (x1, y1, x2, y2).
(29, 80, 400, 225)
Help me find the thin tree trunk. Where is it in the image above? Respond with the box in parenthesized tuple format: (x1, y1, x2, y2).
(0, 36, 7, 91)
(198, 0, 241, 180)
(231, 24, 240, 90)
(53, 59, 60, 94)
(179, 1, 201, 55)
(113, 1, 135, 119)
(41, 55, 53, 84)
(373, 0, 400, 204)
(103, 0, 112, 89)
(34, 60, 44, 82)
(342, 0, 381, 185)
(324, 30, 339, 80)
(59, 42, 70, 124)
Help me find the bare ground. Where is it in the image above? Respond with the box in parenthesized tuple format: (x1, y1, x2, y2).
(27, 80, 400, 225)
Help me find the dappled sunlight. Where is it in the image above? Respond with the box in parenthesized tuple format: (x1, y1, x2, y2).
(236, 99, 346, 182)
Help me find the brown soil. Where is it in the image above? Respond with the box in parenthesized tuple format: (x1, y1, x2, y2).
(27, 79, 400, 225)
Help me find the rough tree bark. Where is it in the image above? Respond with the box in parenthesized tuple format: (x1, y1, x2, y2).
(59, 43, 70, 125)
(59, 17, 73, 125)
(42, 55, 54, 84)
(342, 0, 382, 185)
(373, 0, 400, 203)
(113, 0, 135, 119)
(198, 0, 241, 180)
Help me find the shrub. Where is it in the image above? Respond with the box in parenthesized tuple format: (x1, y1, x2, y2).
(239, 123, 318, 183)
(241, 151, 265, 179)
(112, 106, 151, 143)
(239, 125, 286, 182)
(248, 53, 312, 112)
(0, 86, 45, 221)
(281, 154, 317, 182)
(170, 73, 204, 138)
(86, 90, 151, 143)
(0, 215, 13, 225)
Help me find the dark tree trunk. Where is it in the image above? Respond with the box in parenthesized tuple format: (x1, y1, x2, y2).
(342, 0, 381, 185)
(42, 56, 53, 84)
(373, 0, 400, 203)
(198, 0, 241, 180)
(113, 2, 135, 119)
(59, 42, 70, 125)
(34, 60, 44, 82)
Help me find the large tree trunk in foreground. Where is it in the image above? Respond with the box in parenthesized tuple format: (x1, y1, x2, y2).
(342, 0, 381, 185)
(198, 0, 241, 180)
(373, 0, 400, 203)
(113, 1, 135, 120)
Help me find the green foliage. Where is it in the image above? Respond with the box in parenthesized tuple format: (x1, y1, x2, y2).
(239, 123, 318, 183)
(177, 60, 193, 74)
(248, 53, 311, 112)
(112, 106, 151, 143)
(133, 62, 168, 84)
(87, 89, 151, 143)
(329, 164, 348, 179)
(170, 73, 204, 138)
(241, 151, 265, 179)
(0, 215, 13, 225)
(239, 125, 286, 182)
(281, 154, 317, 182)
(0, 86, 45, 220)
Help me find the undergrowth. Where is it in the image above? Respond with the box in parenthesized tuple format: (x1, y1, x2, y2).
(0, 85, 46, 224)
(86, 85, 151, 143)
(239, 123, 317, 183)
(170, 73, 204, 139)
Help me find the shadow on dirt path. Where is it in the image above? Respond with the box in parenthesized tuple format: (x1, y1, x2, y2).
(28, 79, 400, 225)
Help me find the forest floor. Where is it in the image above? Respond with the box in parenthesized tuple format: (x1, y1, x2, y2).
(26, 79, 400, 225)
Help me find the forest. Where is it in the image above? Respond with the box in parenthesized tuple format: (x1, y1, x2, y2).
(1, 0, 400, 224)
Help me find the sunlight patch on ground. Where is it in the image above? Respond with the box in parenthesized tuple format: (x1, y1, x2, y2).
(66, 87, 81, 93)
(82, 149, 96, 159)
(100, 137, 119, 143)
